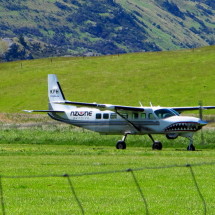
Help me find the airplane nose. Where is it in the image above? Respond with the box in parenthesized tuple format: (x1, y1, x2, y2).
(198, 119, 208, 127)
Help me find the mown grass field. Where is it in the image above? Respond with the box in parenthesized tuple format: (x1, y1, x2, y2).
(1, 46, 215, 214)
(1, 114, 215, 214)
(0, 46, 215, 112)
(0, 133, 215, 214)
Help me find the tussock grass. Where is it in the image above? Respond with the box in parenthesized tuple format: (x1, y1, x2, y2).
(1, 123, 215, 150)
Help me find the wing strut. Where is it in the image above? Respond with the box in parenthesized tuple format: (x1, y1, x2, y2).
(115, 110, 141, 132)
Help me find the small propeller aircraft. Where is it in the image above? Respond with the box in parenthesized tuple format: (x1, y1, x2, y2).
(24, 74, 215, 151)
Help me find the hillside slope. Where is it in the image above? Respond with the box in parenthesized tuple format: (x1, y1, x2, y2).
(0, 0, 214, 61)
(0, 46, 215, 113)
(0, 0, 159, 61)
(119, 0, 215, 50)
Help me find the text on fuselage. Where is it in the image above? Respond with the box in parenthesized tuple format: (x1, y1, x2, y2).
(70, 111, 93, 117)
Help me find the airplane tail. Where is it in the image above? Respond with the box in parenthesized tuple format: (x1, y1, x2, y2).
(48, 74, 71, 111)
(48, 74, 66, 102)
(24, 74, 72, 114)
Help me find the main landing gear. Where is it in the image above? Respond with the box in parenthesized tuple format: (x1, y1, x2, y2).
(148, 134, 162, 150)
(115, 133, 163, 150)
(116, 133, 129, 149)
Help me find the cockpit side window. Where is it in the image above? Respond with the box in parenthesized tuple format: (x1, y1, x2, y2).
(172, 109, 180, 116)
(154, 109, 177, 119)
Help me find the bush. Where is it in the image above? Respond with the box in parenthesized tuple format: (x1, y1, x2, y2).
(162, 0, 185, 19)
(55, 1, 72, 11)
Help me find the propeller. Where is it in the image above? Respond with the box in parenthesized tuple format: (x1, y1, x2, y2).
(199, 101, 205, 144)
(199, 101, 203, 120)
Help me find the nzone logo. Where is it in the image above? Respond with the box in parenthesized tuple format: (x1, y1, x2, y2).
(71, 111, 93, 117)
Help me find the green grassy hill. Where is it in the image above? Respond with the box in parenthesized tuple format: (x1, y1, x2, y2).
(0, 46, 215, 113)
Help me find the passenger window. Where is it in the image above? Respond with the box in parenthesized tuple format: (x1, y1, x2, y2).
(110, 113, 117, 119)
(133, 113, 139, 119)
(103, 113, 109, 119)
(122, 113, 128, 119)
(148, 113, 155, 119)
(141, 113, 146, 119)
(96, 113, 102, 119)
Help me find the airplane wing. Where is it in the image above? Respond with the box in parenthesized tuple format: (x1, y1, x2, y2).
(54, 101, 144, 112)
(54, 101, 215, 113)
(23, 110, 65, 113)
(171, 106, 215, 113)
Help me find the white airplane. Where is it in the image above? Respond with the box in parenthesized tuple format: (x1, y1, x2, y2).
(25, 74, 215, 151)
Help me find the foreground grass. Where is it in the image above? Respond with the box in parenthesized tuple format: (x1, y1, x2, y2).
(1, 125, 215, 214)
(0, 144, 215, 214)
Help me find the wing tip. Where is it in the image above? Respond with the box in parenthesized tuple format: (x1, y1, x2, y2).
(23, 110, 33, 113)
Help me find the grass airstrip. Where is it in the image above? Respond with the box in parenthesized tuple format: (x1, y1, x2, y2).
(0, 46, 215, 214)
(1, 117, 215, 214)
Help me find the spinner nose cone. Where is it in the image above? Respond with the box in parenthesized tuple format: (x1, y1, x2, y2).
(198, 119, 208, 127)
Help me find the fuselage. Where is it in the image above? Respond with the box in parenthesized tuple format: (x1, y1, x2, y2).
(48, 106, 207, 136)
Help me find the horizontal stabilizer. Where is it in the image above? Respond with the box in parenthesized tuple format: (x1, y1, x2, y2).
(23, 110, 65, 113)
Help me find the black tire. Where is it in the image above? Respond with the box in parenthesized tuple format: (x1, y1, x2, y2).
(116, 141, 126, 149)
(152, 141, 162, 150)
(187, 144, 195, 151)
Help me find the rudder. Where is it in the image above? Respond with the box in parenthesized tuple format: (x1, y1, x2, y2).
(48, 74, 66, 102)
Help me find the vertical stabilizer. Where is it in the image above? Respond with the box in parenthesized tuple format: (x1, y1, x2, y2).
(48, 74, 72, 111)
(48, 74, 66, 102)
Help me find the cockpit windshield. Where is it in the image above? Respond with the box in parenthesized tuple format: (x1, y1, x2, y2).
(154, 109, 179, 119)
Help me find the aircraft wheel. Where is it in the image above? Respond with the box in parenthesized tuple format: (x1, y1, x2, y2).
(152, 141, 162, 150)
(116, 141, 126, 149)
(187, 144, 195, 151)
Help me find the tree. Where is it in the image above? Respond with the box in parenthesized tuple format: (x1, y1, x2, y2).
(18, 34, 27, 48)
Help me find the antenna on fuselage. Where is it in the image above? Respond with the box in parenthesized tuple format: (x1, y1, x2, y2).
(150, 102, 153, 107)
(139, 101, 143, 107)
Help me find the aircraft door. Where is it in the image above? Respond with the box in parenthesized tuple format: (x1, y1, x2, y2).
(94, 112, 110, 133)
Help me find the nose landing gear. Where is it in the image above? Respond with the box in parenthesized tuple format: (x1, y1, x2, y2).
(187, 137, 196, 151)
(183, 133, 196, 151)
